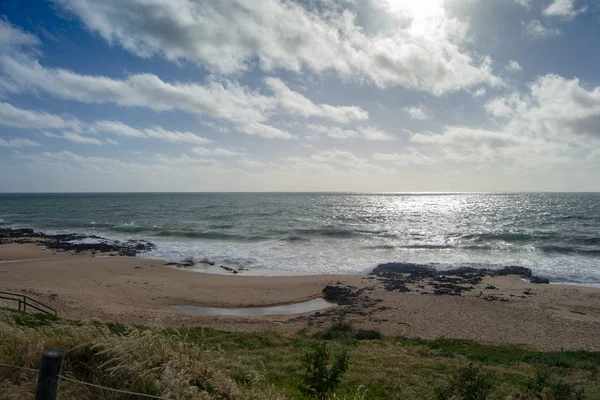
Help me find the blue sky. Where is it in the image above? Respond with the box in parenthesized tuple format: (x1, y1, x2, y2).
(1, 0, 600, 192)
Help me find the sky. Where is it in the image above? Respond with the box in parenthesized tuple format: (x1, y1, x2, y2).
(1, 0, 600, 192)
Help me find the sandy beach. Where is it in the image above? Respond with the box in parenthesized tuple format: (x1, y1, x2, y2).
(2, 239, 600, 351)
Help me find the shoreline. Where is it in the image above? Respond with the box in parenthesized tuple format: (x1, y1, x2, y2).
(2, 228, 600, 351)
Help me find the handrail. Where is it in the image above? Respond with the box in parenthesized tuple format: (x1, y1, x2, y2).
(0, 291, 57, 316)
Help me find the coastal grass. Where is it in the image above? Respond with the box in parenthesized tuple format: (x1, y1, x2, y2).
(1, 309, 599, 399)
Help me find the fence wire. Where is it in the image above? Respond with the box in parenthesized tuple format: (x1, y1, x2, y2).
(0, 362, 175, 400)
(58, 375, 175, 400)
(0, 362, 38, 373)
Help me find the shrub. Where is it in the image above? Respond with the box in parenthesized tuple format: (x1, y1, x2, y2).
(436, 363, 494, 400)
(298, 342, 349, 400)
(513, 370, 585, 400)
(313, 323, 382, 341)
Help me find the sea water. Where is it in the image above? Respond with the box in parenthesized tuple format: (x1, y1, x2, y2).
(1, 192, 599, 284)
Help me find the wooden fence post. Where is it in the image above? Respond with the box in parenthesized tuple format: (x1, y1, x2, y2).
(35, 348, 64, 400)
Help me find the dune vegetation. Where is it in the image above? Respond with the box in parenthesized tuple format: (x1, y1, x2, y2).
(1, 309, 599, 399)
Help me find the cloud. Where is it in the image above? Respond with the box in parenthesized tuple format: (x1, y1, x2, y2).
(542, 0, 587, 20)
(472, 88, 486, 98)
(93, 121, 214, 144)
(307, 124, 394, 140)
(403, 106, 430, 120)
(192, 146, 243, 156)
(1, 57, 275, 124)
(488, 74, 600, 140)
(264, 77, 368, 123)
(285, 149, 382, 172)
(374, 150, 436, 166)
(0, 102, 79, 130)
(143, 126, 215, 145)
(0, 137, 40, 148)
(412, 126, 524, 148)
(1, 54, 349, 139)
(358, 126, 395, 141)
(44, 131, 106, 145)
(402, 73, 600, 170)
(409, 125, 574, 168)
(524, 20, 561, 39)
(308, 124, 358, 139)
(0, 19, 40, 52)
(514, 0, 533, 8)
(505, 60, 523, 72)
(53, 0, 501, 95)
(93, 120, 146, 138)
(236, 122, 294, 139)
(237, 158, 268, 168)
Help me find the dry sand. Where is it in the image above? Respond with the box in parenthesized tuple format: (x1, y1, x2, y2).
(1, 242, 600, 351)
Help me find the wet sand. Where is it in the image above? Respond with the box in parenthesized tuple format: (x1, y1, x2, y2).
(1, 242, 600, 351)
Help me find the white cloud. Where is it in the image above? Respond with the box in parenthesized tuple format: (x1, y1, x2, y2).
(409, 125, 574, 169)
(44, 131, 106, 145)
(524, 20, 561, 39)
(285, 149, 382, 172)
(412, 126, 524, 148)
(403, 106, 430, 120)
(307, 124, 394, 140)
(93, 120, 146, 138)
(93, 121, 214, 145)
(192, 146, 243, 156)
(473, 88, 486, 98)
(542, 0, 587, 20)
(308, 124, 358, 139)
(53, 0, 501, 95)
(143, 126, 214, 145)
(0, 102, 78, 130)
(403, 73, 600, 170)
(488, 74, 600, 140)
(514, 0, 533, 8)
(374, 150, 436, 166)
(0, 137, 40, 148)
(237, 122, 294, 139)
(505, 60, 522, 72)
(358, 126, 395, 141)
(264, 77, 368, 123)
(0, 19, 40, 53)
(0, 57, 275, 125)
(237, 158, 268, 168)
(1, 55, 352, 139)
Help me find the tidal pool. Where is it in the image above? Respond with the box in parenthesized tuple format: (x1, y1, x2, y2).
(172, 298, 335, 316)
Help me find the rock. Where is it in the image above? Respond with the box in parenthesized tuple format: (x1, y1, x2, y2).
(530, 276, 550, 284)
(1, 227, 155, 256)
(495, 266, 533, 278)
(322, 284, 358, 305)
(0, 228, 36, 238)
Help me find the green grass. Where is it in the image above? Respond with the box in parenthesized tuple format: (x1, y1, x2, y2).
(1, 309, 599, 399)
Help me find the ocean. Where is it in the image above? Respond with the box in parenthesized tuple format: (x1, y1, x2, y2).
(1, 192, 599, 284)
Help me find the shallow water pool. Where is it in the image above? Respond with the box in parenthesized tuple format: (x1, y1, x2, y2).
(172, 298, 335, 316)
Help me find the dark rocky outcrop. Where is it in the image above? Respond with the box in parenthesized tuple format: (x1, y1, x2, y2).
(322, 284, 359, 305)
(0, 227, 154, 256)
(371, 262, 551, 297)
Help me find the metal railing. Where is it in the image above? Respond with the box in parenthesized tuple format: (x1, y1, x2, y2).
(0, 291, 57, 316)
